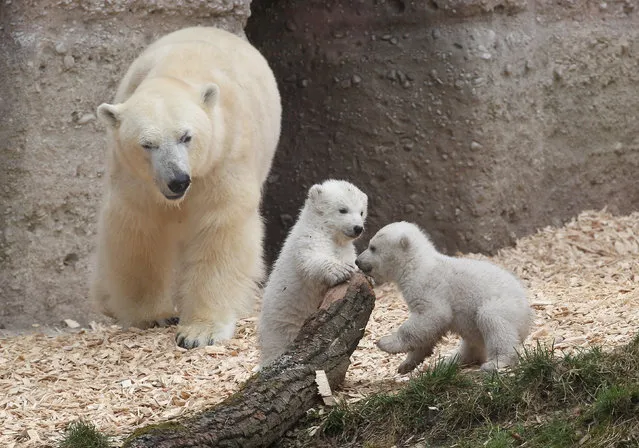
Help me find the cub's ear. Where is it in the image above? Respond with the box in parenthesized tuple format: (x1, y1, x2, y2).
(201, 83, 220, 110)
(399, 235, 410, 251)
(308, 184, 323, 202)
(97, 103, 122, 128)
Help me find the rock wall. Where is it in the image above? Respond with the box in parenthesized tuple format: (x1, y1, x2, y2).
(2, 0, 638, 331)
(247, 0, 639, 263)
(0, 0, 251, 331)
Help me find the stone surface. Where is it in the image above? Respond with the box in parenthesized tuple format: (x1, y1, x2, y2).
(0, 0, 251, 331)
(247, 0, 639, 264)
(2, 0, 639, 332)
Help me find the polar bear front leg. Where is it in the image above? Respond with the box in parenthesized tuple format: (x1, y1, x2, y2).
(300, 255, 356, 287)
(90, 203, 177, 328)
(175, 213, 264, 349)
(398, 347, 433, 374)
(378, 312, 446, 357)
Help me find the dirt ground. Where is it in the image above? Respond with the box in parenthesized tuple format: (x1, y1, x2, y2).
(1, 208, 637, 448)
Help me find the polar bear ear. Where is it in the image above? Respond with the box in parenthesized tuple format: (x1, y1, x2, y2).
(399, 235, 411, 251)
(201, 83, 220, 110)
(308, 184, 323, 202)
(97, 103, 122, 128)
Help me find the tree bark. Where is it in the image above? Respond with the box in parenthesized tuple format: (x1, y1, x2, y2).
(123, 273, 376, 448)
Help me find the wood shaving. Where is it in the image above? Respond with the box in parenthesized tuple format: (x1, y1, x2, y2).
(1, 209, 637, 447)
(315, 370, 336, 406)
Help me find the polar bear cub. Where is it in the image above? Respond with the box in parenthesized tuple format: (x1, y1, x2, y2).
(356, 221, 533, 373)
(259, 180, 368, 366)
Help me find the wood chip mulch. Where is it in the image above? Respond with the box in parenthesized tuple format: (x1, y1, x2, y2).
(1, 209, 637, 447)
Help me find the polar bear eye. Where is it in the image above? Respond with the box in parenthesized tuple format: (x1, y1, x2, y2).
(339, 208, 348, 214)
(141, 142, 157, 151)
(179, 132, 192, 144)
(370, 245, 376, 253)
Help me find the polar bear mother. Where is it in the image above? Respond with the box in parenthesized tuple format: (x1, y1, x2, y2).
(90, 27, 281, 349)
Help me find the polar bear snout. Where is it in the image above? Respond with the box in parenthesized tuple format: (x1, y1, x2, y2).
(352, 225, 364, 237)
(150, 144, 192, 200)
(343, 224, 364, 239)
(355, 257, 372, 274)
(167, 173, 191, 197)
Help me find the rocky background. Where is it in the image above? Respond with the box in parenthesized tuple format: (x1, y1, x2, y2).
(1, 0, 637, 331)
(0, 0, 251, 331)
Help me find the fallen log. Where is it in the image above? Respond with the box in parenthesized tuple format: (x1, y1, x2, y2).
(123, 273, 376, 448)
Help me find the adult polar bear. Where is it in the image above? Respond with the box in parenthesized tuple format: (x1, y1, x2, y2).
(91, 27, 281, 349)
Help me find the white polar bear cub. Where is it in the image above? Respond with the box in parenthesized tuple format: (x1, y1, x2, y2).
(356, 222, 533, 373)
(91, 27, 281, 349)
(259, 180, 368, 366)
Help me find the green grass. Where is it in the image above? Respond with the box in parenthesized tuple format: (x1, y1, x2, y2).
(590, 384, 639, 421)
(58, 421, 112, 448)
(322, 357, 469, 443)
(283, 333, 639, 447)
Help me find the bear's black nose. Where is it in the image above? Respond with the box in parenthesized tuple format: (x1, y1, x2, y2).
(168, 174, 191, 195)
(355, 258, 371, 273)
(353, 225, 363, 236)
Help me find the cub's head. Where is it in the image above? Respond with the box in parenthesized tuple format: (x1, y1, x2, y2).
(97, 78, 220, 202)
(306, 180, 368, 243)
(356, 221, 429, 284)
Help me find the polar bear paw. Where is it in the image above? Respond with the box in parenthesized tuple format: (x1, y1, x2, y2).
(377, 333, 406, 354)
(152, 317, 180, 327)
(324, 262, 355, 287)
(175, 320, 236, 349)
(480, 356, 515, 373)
(480, 361, 498, 372)
(398, 358, 419, 375)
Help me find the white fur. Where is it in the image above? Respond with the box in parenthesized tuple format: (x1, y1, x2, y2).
(90, 27, 281, 349)
(258, 180, 368, 366)
(356, 221, 534, 373)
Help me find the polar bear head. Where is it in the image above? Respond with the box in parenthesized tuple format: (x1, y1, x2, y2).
(97, 78, 220, 202)
(306, 180, 368, 243)
(356, 221, 434, 284)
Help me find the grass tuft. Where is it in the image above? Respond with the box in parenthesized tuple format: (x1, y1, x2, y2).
(321, 357, 468, 442)
(58, 420, 111, 448)
(516, 341, 558, 387)
(286, 334, 639, 448)
(591, 384, 639, 421)
(528, 419, 577, 447)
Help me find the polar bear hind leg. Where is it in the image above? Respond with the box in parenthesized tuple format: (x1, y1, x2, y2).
(446, 337, 488, 367)
(477, 305, 521, 372)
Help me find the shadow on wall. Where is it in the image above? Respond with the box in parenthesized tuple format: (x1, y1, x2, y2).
(247, 0, 639, 266)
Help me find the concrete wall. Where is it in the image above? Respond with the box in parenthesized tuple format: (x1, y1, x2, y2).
(0, 0, 251, 330)
(1, 0, 638, 331)
(247, 0, 639, 262)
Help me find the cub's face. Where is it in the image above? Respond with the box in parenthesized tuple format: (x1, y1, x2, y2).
(97, 79, 219, 202)
(308, 180, 368, 242)
(356, 223, 411, 284)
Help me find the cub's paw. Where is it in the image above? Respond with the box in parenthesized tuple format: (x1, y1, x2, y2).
(480, 357, 515, 373)
(325, 262, 355, 286)
(398, 359, 419, 375)
(175, 321, 236, 349)
(480, 361, 498, 373)
(377, 333, 405, 354)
